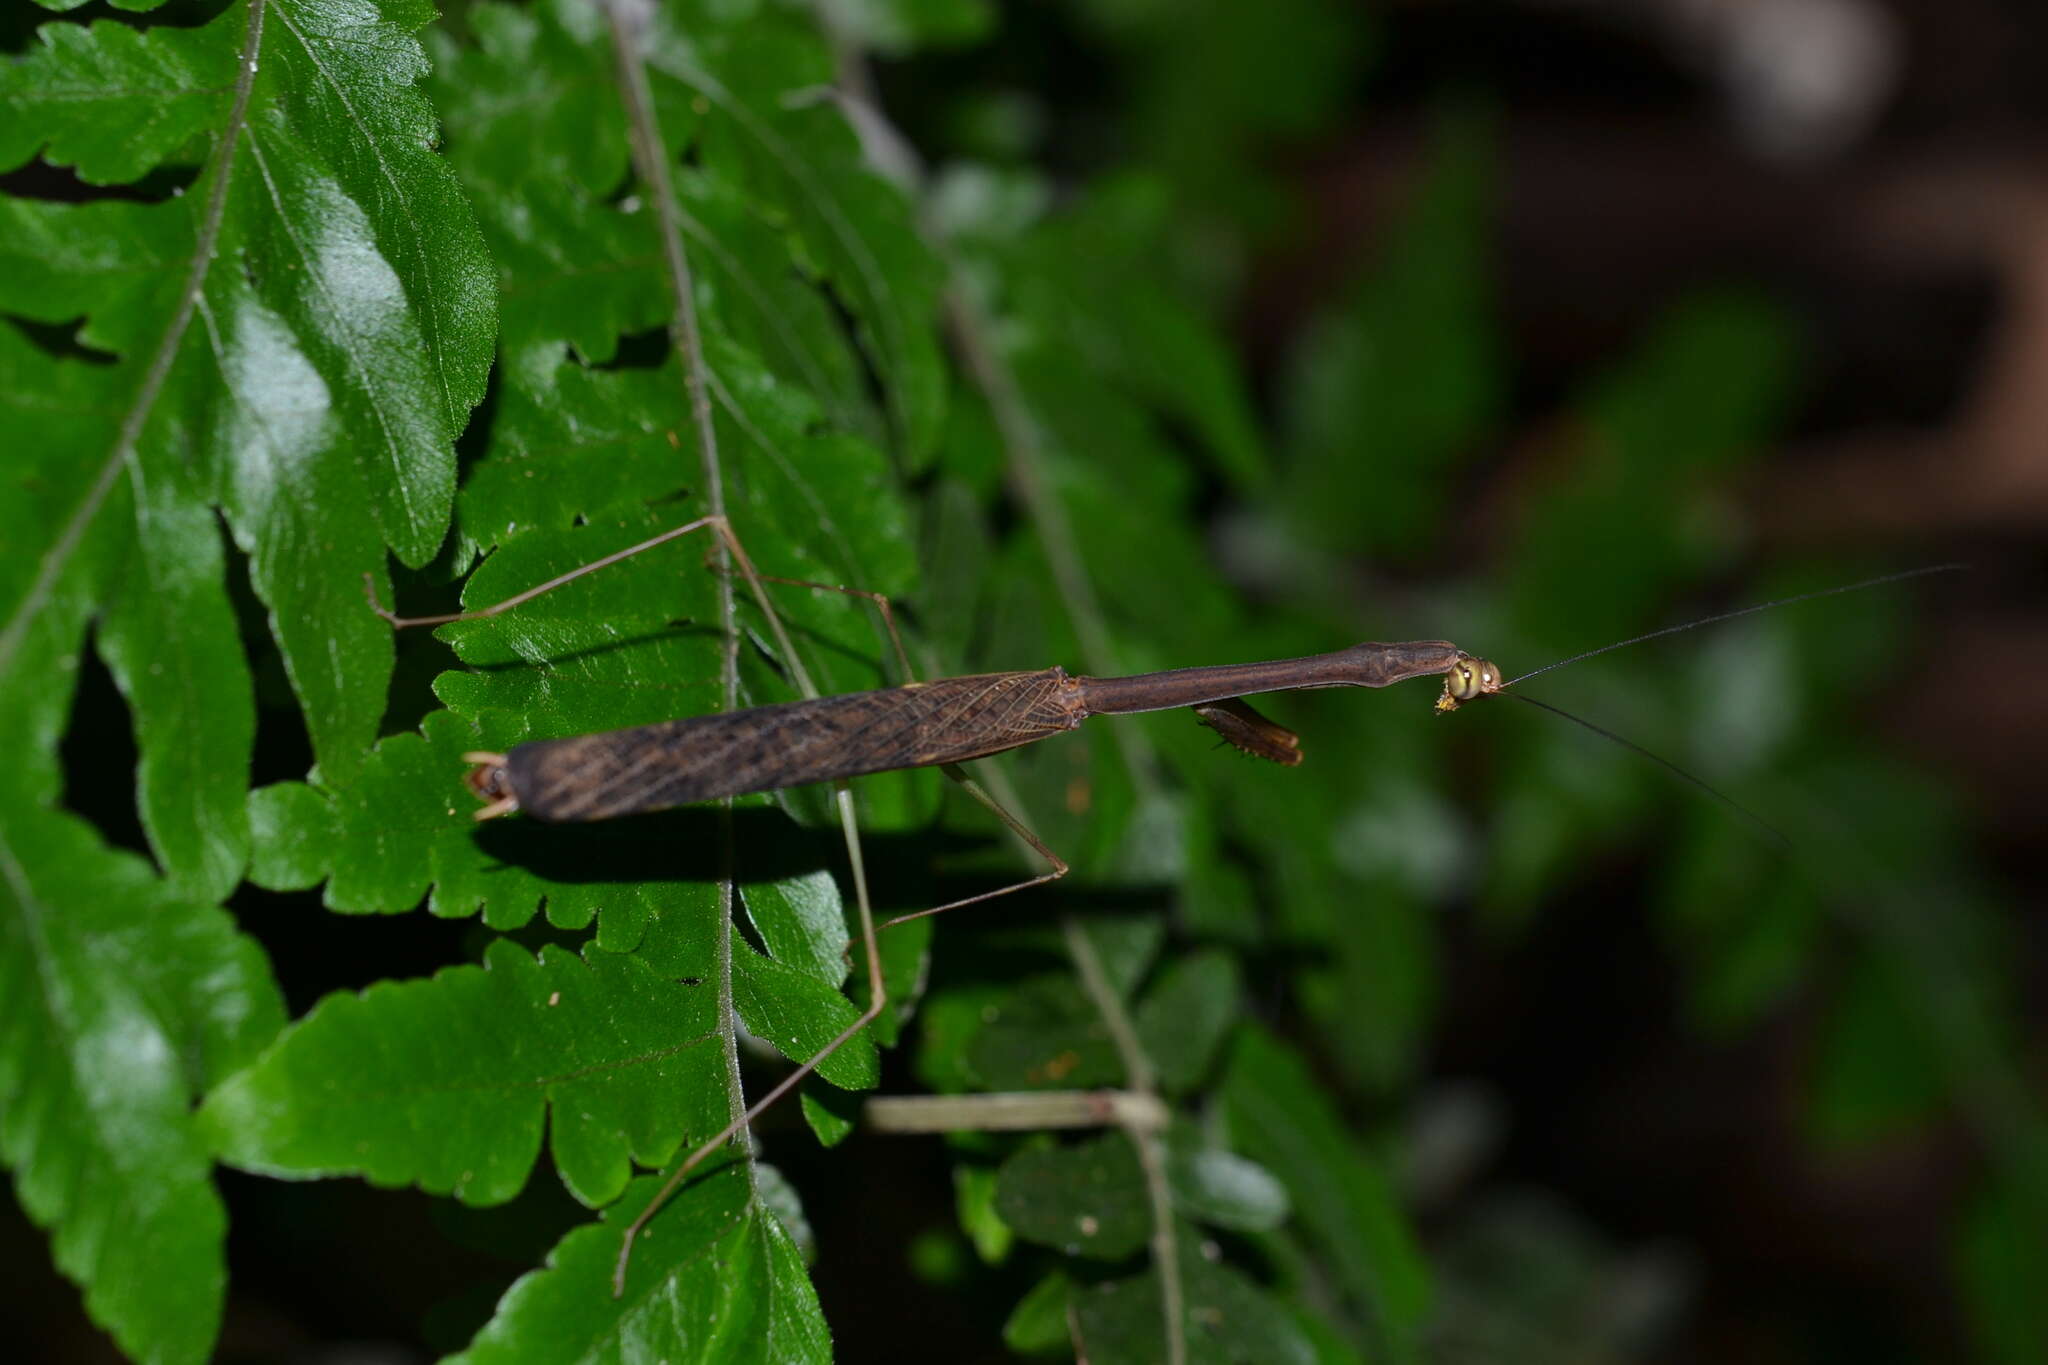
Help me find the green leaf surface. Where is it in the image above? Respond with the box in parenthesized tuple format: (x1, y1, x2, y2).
(1806, 948, 1946, 1148)
(1957, 1159, 2048, 1365)
(827, 0, 996, 55)
(1500, 291, 1795, 653)
(1218, 1025, 1431, 1361)
(865, 906, 935, 1048)
(966, 973, 1123, 1091)
(430, 0, 945, 465)
(1277, 105, 1497, 557)
(1087, 0, 1371, 221)
(194, 9, 947, 1349)
(798, 1083, 858, 1148)
(742, 863, 850, 989)
(434, 345, 919, 735)
(245, 710, 722, 951)
(996, 1130, 1151, 1261)
(955, 1160, 1014, 1263)
(200, 940, 724, 1208)
(0, 808, 284, 1365)
(1165, 1129, 1289, 1233)
(753, 1161, 818, 1264)
(1134, 950, 1241, 1094)
(911, 973, 1014, 1095)
(1003, 1271, 1075, 1355)
(1001, 176, 1269, 491)
(664, 14, 947, 464)
(0, 311, 257, 902)
(0, 0, 493, 807)
(733, 943, 879, 1090)
(1071, 914, 1168, 999)
(1072, 1239, 1319, 1365)
(233, 345, 917, 1223)
(0, 15, 230, 185)
(1306, 882, 1437, 1094)
(1660, 815, 1824, 1035)
(448, 1165, 831, 1364)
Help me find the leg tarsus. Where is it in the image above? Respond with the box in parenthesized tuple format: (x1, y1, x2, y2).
(941, 762, 1069, 873)
(614, 780, 886, 1297)
(416, 516, 1066, 1288)
(878, 865, 1067, 931)
(367, 515, 767, 635)
(876, 762, 1068, 931)
(610, 992, 887, 1298)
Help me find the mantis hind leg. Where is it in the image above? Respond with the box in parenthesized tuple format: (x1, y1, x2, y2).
(879, 763, 1068, 928)
(363, 514, 1063, 1288)
(361, 514, 811, 692)
(710, 569, 1072, 925)
(363, 515, 877, 1289)
(610, 567, 1069, 1294)
(719, 567, 916, 685)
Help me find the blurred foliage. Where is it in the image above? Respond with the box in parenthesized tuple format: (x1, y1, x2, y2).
(2, 2, 2040, 1364)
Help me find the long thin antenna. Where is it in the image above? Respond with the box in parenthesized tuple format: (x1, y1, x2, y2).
(1501, 564, 1968, 690)
(1507, 692, 1791, 852)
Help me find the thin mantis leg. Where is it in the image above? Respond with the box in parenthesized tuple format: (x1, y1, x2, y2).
(613, 781, 882, 1298)
(373, 516, 1070, 919)
(368, 517, 875, 1289)
(603, 559, 1067, 1291)
(362, 515, 814, 701)
(879, 763, 1068, 930)
(723, 568, 915, 688)
(368, 515, 1067, 1289)
(701, 566, 1072, 927)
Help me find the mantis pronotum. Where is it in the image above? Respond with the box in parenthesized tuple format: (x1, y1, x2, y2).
(367, 517, 1958, 1292)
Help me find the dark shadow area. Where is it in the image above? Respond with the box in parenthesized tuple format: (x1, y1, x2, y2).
(4, 314, 121, 364)
(1430, 856, 1964, 1363)
(592, 325, 673, 372)
(225, 518, 318, 791)
(470, 801, 1167, 928)
(216, 1168, 543, 1365)
(228, 879, 482, 1018)
(58, 629, 150, 864)
(0, 156, 203, 206)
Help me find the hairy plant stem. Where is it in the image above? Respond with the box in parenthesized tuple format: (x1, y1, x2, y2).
(602, 9, 894, 1296)
(1063, 918, 1187, 1365)
(600, 0, 754, 1194)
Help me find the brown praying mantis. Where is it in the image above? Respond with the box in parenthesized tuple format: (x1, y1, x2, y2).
(366, 514, 1959, 1293)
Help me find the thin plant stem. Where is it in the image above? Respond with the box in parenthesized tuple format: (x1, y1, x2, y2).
(864, 1090, 1171, 1134)
(601, 3, 892, 1297)
(1063, 917, 1185, 1365)
(602, 3, 771, 1295)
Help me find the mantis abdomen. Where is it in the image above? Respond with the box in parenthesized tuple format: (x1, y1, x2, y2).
(493, 668, 1086, 821)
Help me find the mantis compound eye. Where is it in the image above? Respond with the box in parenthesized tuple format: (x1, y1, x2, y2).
(1435, 655, 1502, 712)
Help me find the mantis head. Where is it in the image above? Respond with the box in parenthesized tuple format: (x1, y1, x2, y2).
(461, 751, 520, 821)
(1435, 654, 1503, 713)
